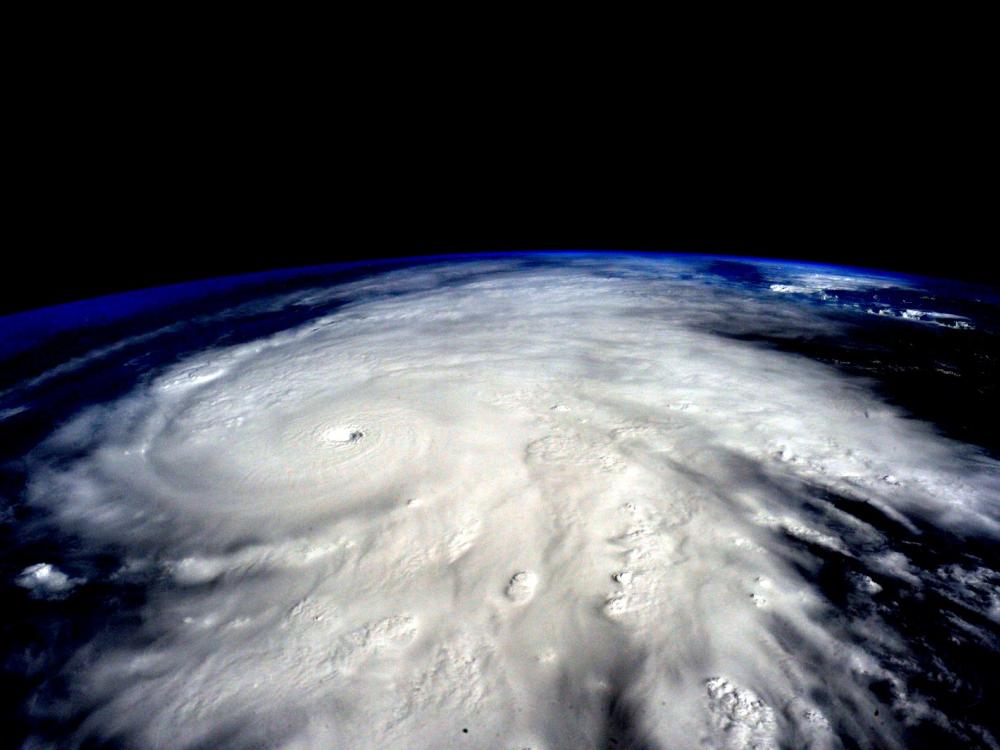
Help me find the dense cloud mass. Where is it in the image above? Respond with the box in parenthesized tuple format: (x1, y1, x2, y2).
(9, 256, 1000, 748)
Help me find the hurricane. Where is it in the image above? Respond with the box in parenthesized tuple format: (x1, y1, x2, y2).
(3, 253, 998, 749)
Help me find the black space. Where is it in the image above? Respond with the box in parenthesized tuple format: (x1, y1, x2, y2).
(8, 60, 994, 316)
(9, 170, 993, 318)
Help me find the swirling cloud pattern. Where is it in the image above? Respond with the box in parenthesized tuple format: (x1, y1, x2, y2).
(11, 256, 1000, 749)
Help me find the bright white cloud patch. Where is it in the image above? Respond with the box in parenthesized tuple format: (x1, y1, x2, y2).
(16, 563, 81, 597)
(22, 258, 1000, 749)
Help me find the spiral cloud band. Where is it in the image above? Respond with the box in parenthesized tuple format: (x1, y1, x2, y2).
(19, 256, 1000, 748)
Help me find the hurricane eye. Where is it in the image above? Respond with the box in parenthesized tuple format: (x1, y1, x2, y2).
(321, 426, 364, 444)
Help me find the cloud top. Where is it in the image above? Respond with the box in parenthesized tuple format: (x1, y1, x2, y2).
(18, 257, 1000, 749)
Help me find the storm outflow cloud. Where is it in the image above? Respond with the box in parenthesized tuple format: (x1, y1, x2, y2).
(21, 258, 1000, 748)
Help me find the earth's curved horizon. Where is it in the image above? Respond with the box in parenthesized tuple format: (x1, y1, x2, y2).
(1, 252, 997, 749)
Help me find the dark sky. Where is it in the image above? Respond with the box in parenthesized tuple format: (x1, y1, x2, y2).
(8, 108, 993, 316)
(8, 187, 989, 317)
(8, 21, 994, 317)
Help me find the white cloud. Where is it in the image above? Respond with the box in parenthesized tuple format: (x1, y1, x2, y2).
(15, 563, 82, 597)
(22, 258, 999, 748)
